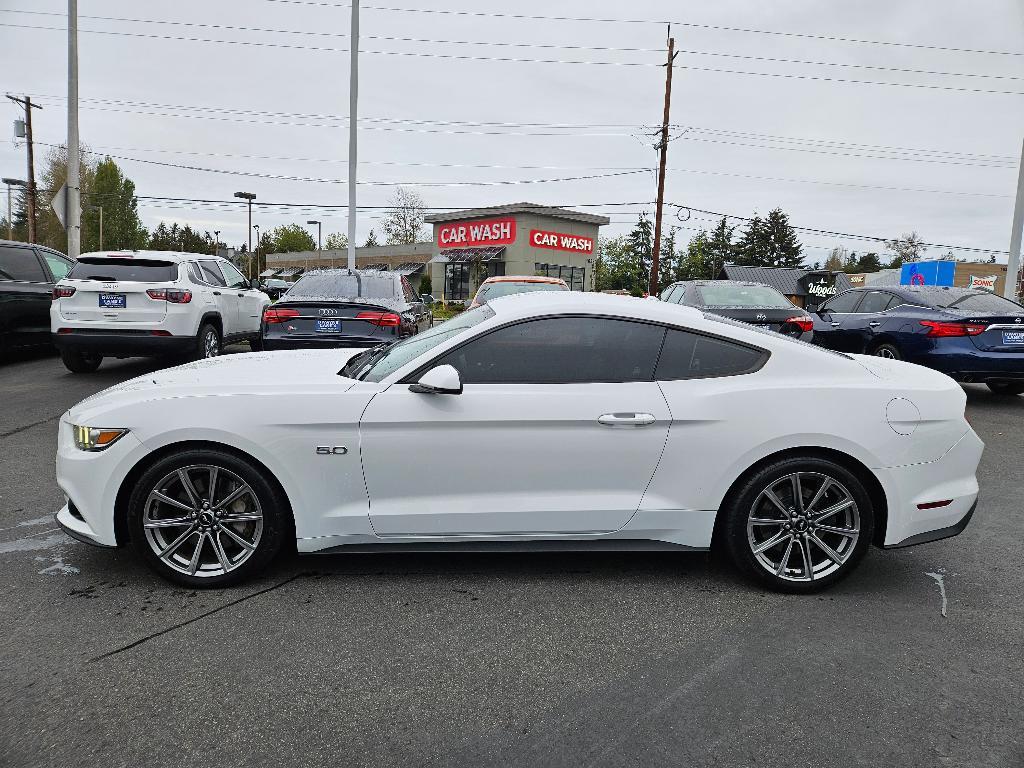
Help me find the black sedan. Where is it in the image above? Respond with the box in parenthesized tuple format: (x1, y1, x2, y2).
(261, 278, 291, 301)
(0, 240, 75, 354)
(810, 286, 1024, 395)
(260, 269, 432, 350)
(659, 280, 814, 340)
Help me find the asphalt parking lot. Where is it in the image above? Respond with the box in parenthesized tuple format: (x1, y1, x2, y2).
(1, 348, 1022, 768)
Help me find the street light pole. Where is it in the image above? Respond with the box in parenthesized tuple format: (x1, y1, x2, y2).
(307, 219, 321, 271)
(346, 0, 359, 271)
(2, 178, 26, 240)
(1005, 137, 1024, 302)
(253, 224, 261, 278)
(234, 191, 256, 278)
(213, 230, 221, 256)
(67, 0, 80, 258)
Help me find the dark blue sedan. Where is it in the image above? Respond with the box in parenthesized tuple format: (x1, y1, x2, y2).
(811, 286, 1024, 395)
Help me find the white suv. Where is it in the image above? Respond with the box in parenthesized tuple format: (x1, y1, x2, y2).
(51, 251, 269, 373)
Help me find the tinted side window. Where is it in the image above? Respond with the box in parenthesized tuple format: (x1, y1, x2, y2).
(820, 291, 861, 313)
(656, 329, 767, 380)
(436, 317, 666, 384)
(660, 285, 679, 302)
(856, 291, 893, 314)
(41, 252, 72, 281)
(0, 246, 47, 282)
(199, 260, 227, 286)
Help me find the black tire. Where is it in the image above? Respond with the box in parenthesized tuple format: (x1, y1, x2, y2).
(127, 448, 290, 588)
(722, 456, 875, 594)
(60, 349, 103, 373)
(192, 323, 220, 361)
(871, 342, 902, 361)
(249, 335, 263, 352)
(987, 382, 1024, 396)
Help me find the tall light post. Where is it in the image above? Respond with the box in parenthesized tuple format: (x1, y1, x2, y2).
(307, 219, 322, 270)
(2, 178, 26, 240)
(347, 0, 359, 271)
(252, 223, 261, 278)
(213, 229, 220, 256)
(234, 191, 256, 278)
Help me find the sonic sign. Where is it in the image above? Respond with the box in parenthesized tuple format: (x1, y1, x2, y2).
(436, 217, 516, 248)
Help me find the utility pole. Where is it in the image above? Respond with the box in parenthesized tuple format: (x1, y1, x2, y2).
(253, 224, 261, 279)
(67, 0, 80, 258)
(213, 229, 220, 256)
(346, 0, 359, 271)
(1004, 137, 1024, 301)
(307, 219, 321, 272)
(7, 95, 43, 244)
(649, 28, 678, 297)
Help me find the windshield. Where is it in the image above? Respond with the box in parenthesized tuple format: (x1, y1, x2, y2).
(289, 272, 396, 300)
(476, 281, 567, 302)
(352, 305, 495, 382)
(696, 284, 793, 308)
(68, 258, 178, 282)
(934, 291, 1024, 313)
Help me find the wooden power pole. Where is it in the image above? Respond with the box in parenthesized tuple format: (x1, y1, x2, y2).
(7, 95, 42, 244)
(650, 31, 678, 297)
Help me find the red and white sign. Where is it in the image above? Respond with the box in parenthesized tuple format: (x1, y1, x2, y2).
(530, 229, 594, 254)
(436, 217, 516, 248)
(968, 274, 998, 292)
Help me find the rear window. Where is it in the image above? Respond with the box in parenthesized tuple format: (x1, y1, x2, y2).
(288, 272, 396, 300)
(695, 283, 793, 308)
(930, 291, 1024, 313)
(69, 258, 178, 282)
(476, 281, 567, 301)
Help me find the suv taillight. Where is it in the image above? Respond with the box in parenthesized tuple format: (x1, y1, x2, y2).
(920, 320, 987, 337)
(356, 311, 401, 327)
(146, 288, 192, 304)
(52, 286, 76, 299)
(264, 307, 300, 324)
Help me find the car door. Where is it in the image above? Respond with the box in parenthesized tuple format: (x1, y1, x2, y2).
(0, 244, 53, 348)
(811, 290, 864, 352)
(197, 259, 235, 337)
(219, 260, 264, 336)
(359, 316, 672, 536)
(844, 290, 896, 352)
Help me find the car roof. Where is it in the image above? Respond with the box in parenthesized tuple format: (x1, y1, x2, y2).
(77, 250, 228, 264)
(486, 289, 703, 322)
(300, 267, 403, 280)
(481, 275, 567, 285)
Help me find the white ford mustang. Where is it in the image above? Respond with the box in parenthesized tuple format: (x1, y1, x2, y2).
(54, 292, 982, 592)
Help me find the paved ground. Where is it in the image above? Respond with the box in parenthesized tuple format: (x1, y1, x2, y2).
(1, 348, 1022, 768)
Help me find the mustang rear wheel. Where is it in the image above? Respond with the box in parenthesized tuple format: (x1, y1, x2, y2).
(723, 457, 875, 593)
(127, 449, 289, 587)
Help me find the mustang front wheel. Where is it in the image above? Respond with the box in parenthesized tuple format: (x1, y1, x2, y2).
(127, 449, 289, 587)
(724, 457, 874, 593)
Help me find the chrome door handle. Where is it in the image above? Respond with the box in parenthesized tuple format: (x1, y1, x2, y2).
(598, 413, 656, 427)
(830, 322, 840, 327)
(868, 321, 881, 328)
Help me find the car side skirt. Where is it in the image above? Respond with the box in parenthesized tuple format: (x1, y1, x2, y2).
(306, 538, 708, 556)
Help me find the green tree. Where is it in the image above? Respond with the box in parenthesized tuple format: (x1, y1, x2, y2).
(86, 158, 148, 251)
(885, 232, 926, 263)
(324, 232, 348, 250)
(266, 224, 316, 253)
(856, 252, 882, 273)
(380, 186, 427, 245)
(419, 274, 432, 295)
(363, 229, 380, 247)
(148, 222, 214, 253)
(735, 209, 803, 268)
(705, 218, 736, 276)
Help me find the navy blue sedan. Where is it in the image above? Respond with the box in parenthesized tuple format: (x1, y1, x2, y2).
(811, 286, 1024, 395)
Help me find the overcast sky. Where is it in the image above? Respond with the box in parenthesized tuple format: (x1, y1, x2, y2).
(1, 0, 1022, 264)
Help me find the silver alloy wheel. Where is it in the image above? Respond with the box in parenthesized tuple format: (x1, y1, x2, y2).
(746, 472, 860, 583)
(874, 347, 897, 359)
(142, 464, 263, 578)
(203, 329, 220, 358)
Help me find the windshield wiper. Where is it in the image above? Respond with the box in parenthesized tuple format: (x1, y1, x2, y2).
(339, 342, 390, 378)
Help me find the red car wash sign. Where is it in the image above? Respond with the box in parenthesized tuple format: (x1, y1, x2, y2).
(530, 229, 594, 254)
(437, 217, 516, 248)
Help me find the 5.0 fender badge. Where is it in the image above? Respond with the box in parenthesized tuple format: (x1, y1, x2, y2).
(316, 446, 348, 455)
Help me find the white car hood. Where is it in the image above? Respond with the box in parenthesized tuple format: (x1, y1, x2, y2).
(69, 349, 364, 421)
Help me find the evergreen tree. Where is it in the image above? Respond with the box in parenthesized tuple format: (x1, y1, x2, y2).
(705, 218, 736, 275)
(735, 209, 803, 268)
(363, 229, 380, 247)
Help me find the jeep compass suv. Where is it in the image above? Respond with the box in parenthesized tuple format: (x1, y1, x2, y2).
(51, 251, 269, 372)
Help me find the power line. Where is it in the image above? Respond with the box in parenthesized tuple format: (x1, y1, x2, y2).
(3, 10, 1020, 80)
(5, 22, 1024, 96)
(258, 0, 1024, 58)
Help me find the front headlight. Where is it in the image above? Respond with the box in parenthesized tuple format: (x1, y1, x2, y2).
(73, 425, 128, 452)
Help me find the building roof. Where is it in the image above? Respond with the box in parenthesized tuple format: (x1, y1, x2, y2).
(719, 264, 854, 295)
(424, 203, 610, 226)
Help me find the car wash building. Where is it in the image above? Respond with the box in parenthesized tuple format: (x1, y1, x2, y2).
(424, 203, 610, 302)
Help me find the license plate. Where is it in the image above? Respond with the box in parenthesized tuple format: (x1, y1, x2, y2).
(99, 293, 126, 308)
(1002, 330, 1024, 345)
(316, 319, 342, 333)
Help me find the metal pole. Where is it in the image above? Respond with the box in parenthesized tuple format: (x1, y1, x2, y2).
(650, 31, 676, 297)
(5, 183, 11, 239)
(1004, 137, 1024, 301)
(247, 198, 253, 278)
(213, 229, 220, 256)
(346, 0, 359, 272)
(67, 0, 81, 259)
(97, 205, 102, 250)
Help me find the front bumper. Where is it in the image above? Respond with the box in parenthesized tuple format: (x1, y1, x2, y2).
(55, 503, 117, 548)
(53, 330, 194, 356)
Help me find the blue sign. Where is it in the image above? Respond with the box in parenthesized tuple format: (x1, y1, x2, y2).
(900, 260, 955, 287)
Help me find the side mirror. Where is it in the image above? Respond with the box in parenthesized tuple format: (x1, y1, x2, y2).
(421, 294, 435, 306)
(409, 364, 462, 395)
(249, 278, 262, 290)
